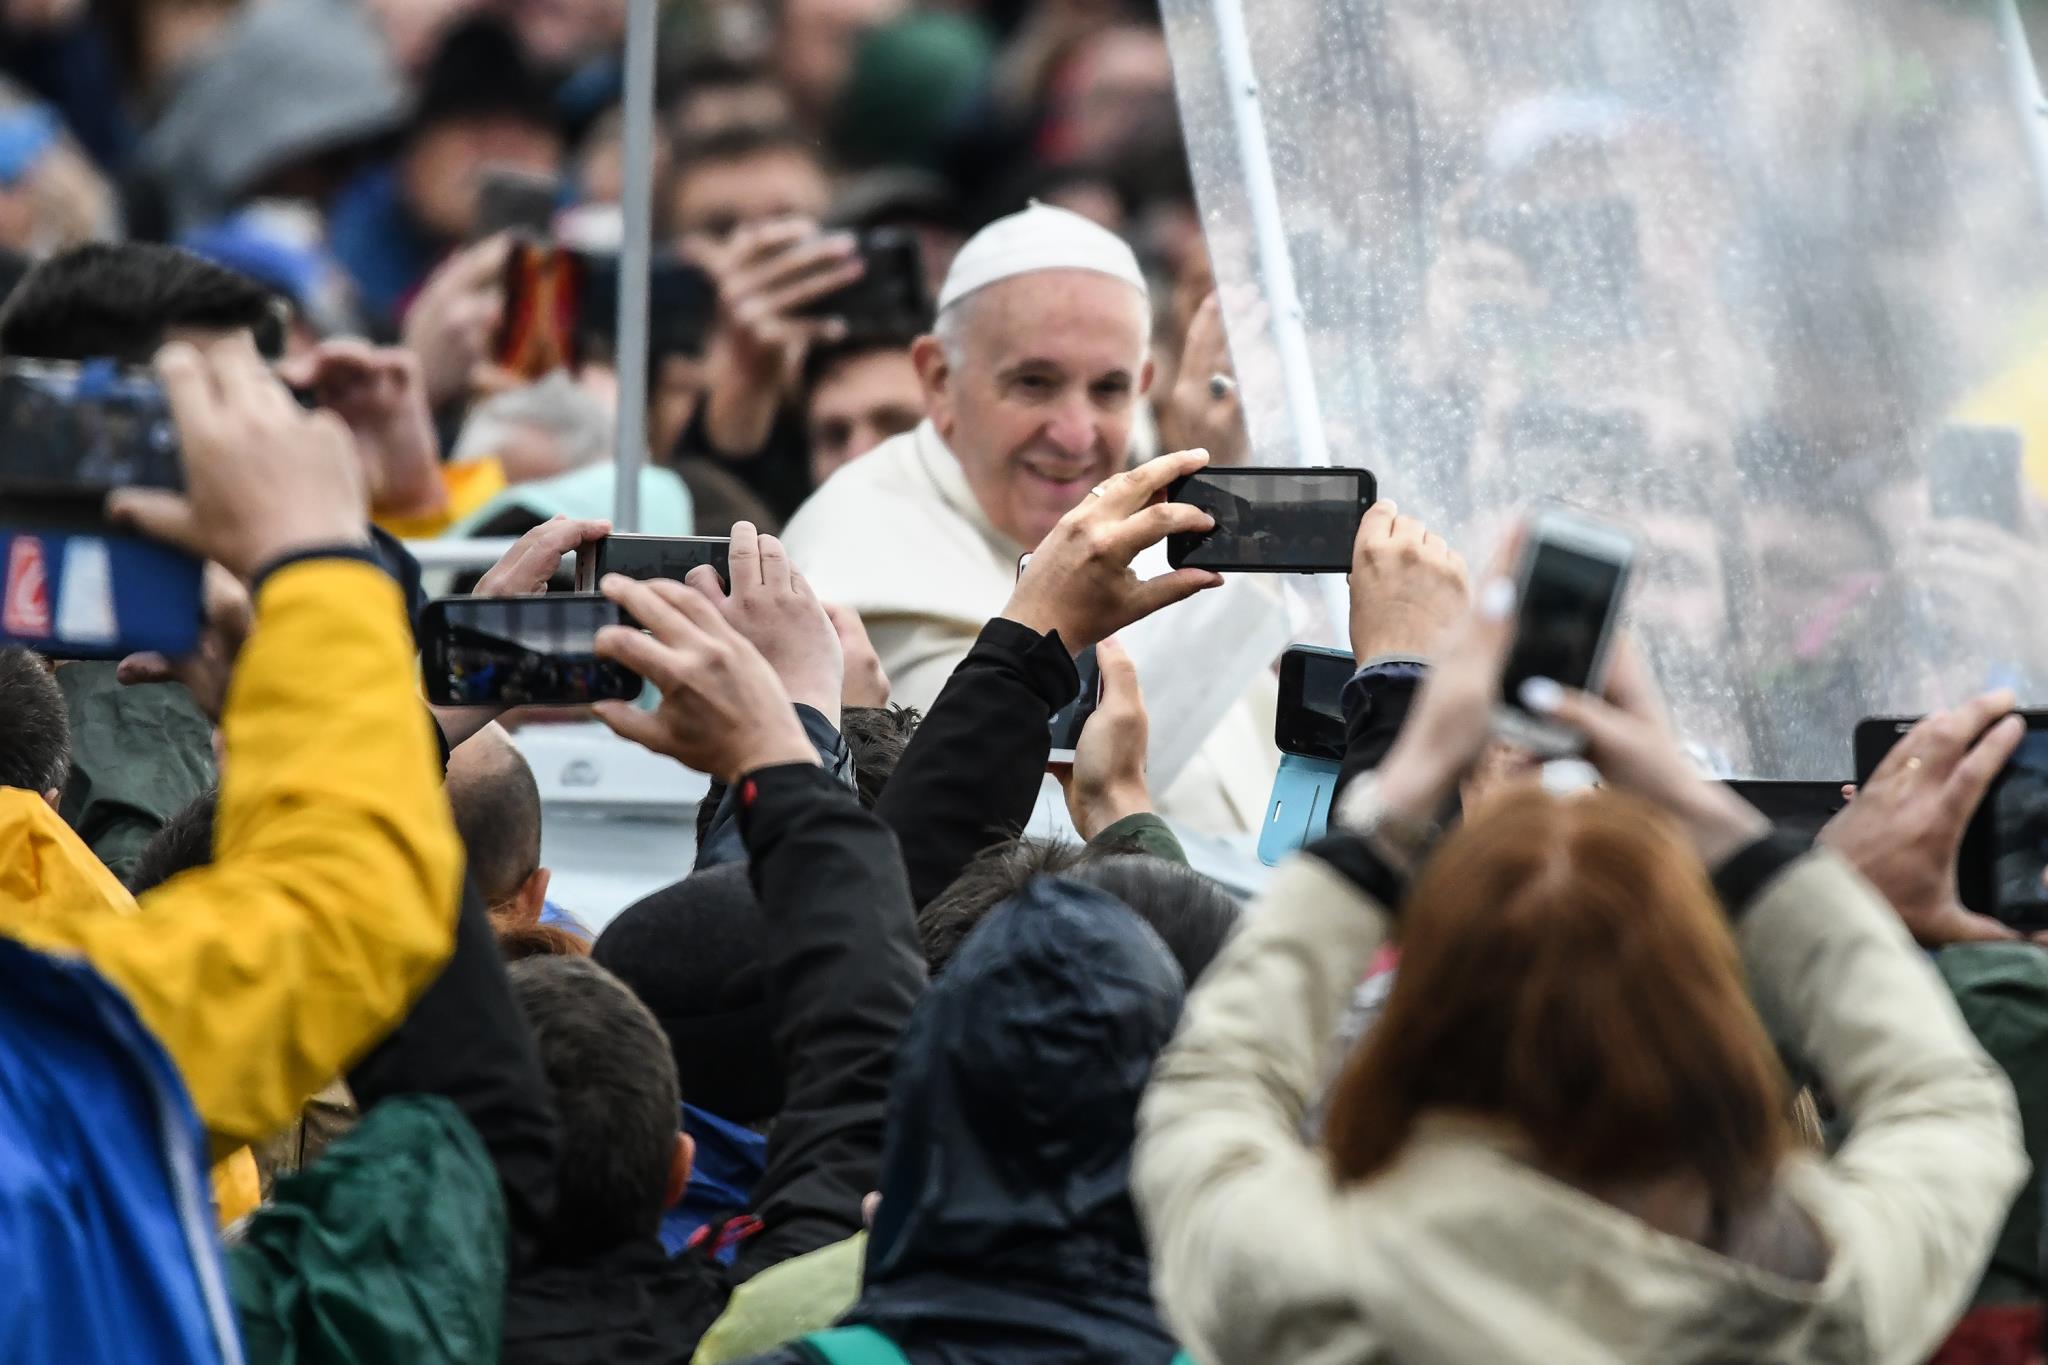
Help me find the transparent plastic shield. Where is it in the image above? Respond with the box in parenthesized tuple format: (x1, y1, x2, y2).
(1164, 0, 2048, 776)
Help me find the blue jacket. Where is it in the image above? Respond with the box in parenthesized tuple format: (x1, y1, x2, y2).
(0, 935, 240, 1363)
(660, 1103, 769, 1260)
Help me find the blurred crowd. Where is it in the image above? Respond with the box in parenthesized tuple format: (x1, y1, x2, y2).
(10, 2, 2048, 1365)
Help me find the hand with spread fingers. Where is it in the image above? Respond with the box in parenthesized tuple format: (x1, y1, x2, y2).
(1002, 447, 1224, 651)
(827, 602, 891, 709)
(1348, 499, 1469, 664)
(1819, 691, 2026, 946)
(108, 335, 369, 581)
(592, 574, 819, 781)
(279, 339, 444, 518)
(684, 521, 844, 724)
(1063, 638, 1152, 839)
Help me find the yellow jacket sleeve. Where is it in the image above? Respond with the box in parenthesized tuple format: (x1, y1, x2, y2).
(12, 559, 464, 1148)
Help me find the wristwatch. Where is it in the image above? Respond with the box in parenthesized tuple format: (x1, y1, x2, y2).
(1331, 772, 1445, 876)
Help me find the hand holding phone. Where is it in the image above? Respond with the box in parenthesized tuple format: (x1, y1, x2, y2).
(1165, 467, 1377, 573)
(591, 573, 820, 781)
(575, 533, 732, 593)
(1843, 696, 2042, 937)
(1005, 448, 1223, 649)
(1060, 639, 1149, 836)
(1493, 508, 1635, 757)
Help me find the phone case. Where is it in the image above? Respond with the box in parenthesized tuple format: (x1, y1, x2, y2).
(1258, 754, 1342, 866)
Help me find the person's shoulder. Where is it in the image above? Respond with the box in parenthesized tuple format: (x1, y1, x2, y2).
(784, 433, 958, 563)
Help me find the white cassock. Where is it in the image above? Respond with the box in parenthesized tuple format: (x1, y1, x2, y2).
(784, 420, 1288, 835)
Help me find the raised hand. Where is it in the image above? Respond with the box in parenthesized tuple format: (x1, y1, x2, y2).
(1002, 447, 1223, 651)
(1063, 638, 1152, 839)
(474, 515, 611, 597)
(401, 233, 511, 408)
(684, 521, 843, 724)
(592, 574, 819, 781)
(279, 340, 443, 518)
(1819, 691, 2025, 946)
(1347, 499, 1469, 664)
(826, 602, 891, 709)
(698, 221, 863, 454)
(110, 335, 368, 580)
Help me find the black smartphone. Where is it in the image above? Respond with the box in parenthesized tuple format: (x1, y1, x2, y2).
(575, 534, 732, 593)
(495, 241, 715, 379)
(1928, 425, 2024, 532)
(0, 359, 182, 497)
(1724, 779, 1846, 843)
(1856, 711, 2048, 930)
(1165, 467, 1377, 573)
(1494, 508, 1637, 758)
(1048, 644, 1102, 765)
(1276, 644, 1354, 763)
(420, 594, 641, 707)
(796, 228, 930, 334)
(475, 166, 559, 242)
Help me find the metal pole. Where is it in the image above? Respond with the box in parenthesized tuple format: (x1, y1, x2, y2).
(1995, 0, 2048, 232)
(1208, 0, 1329, 467)
(612, 0, 659, 533)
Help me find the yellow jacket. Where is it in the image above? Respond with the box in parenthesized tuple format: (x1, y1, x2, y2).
(0, 559, 464, 1156)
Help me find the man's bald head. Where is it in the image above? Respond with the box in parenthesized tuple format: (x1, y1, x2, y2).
(448, 724, 546, 914)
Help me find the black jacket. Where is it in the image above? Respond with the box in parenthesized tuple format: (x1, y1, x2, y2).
(876, 618, 1080, 908)
(749, 876, 1187, 1365)
(503, 762, 926, 1364)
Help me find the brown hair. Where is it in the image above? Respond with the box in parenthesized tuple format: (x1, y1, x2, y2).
(1323, 790, 1791, 1205)
(496, 923, 590, 961)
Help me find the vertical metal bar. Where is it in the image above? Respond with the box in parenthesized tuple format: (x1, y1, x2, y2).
(1995, 0, 2048, 231)
(1208, 0, 1330, 467)
(612, 0, 659, 533)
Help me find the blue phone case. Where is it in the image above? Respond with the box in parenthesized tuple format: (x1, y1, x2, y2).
(1258, 753, 1342, 866)
(0, 528, 203, 660)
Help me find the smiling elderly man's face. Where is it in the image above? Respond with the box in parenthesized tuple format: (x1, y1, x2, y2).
(913, 269, 1154, 550)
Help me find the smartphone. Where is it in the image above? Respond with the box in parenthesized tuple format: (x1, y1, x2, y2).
(1494, 508, 1637, 757)
(1276, 644, 1354, 763)
(419, 594, 641, 707)
(0, 359, 182, 496)
(575, 534, 731, 593)
(1724, 779, 1846, 844)
(1165, 467, 1377, 573)
(495, 241, 715, 379)
(1259, 755, 1340, 866)
(475, 166, 559, 241)
(796, 229, 930, 334)
(1856, 711, 2048, 930)
(1047, 644, 1102, 766)
(0, 523, 203, 660)
(1928, 425, 2023, 532)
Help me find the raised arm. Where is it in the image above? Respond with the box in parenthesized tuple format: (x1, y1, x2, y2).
(877, 447, 1225, 904)
(16, 336, 464, 1150)
(589, 560, 922, 1275)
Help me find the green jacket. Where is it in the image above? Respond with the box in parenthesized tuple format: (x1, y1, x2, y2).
(56, 663, 214, 881)
(229, 1095, 506, 1364)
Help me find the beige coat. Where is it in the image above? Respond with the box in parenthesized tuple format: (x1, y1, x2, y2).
(1135, 849, 2029, 1365)
(783, 422, 1283, 835)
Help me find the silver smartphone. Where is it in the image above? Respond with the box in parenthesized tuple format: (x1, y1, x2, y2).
(1493, 508, 1637, 757)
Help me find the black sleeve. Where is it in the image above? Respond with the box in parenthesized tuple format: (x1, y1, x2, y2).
(1331, 664, 1425, 811)
(344, 877, 561, 1273)
(731, 763, 925, 1280)
(874, 618, 1080, 908)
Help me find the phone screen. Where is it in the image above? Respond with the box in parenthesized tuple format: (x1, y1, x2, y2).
(475, 168, 559, 241)
(1501, 538, 1628, 706)
(1276, 647, 1354, 761)
(426, 595, 639, 707)
(1048, 645, 1102, 758)
(1167, 469, 1374, 572)
(1990, 729, 2048, 927)
(0, 361, 182, 496)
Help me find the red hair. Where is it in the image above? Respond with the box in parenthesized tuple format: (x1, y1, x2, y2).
(1323, 790, 1791, 1204)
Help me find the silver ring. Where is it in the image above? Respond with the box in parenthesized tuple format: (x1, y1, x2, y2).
(1088, 484, 1108, 499)
(1208, 373, 1237, 400)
